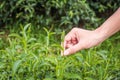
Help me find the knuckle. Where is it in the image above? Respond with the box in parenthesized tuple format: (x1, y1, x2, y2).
(65, 36, 69, 40)
(72, 27, 79, 31)
(64, 36, 67, 40)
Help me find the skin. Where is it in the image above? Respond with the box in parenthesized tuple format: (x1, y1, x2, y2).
(62, 7, 120, 56)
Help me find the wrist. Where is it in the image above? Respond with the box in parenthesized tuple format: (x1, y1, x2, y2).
(93, 28, 108, 44)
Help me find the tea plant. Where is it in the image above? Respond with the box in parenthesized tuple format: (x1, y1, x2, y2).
(0, 24, 120, 80)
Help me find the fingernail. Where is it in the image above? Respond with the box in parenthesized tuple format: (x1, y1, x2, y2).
(64, 51, 69, 56)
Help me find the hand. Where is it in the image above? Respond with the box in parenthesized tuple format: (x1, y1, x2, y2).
(62, 28, 104, 56)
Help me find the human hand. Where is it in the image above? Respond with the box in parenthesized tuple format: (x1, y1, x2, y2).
(62, 28, 104, 56)
(61, 8, 120, 56)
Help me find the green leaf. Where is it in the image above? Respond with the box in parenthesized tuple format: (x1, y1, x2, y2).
(64, 73, 82, 80)
(43, 78, 54, 80)
(12, 60, 22, 74)
(0, 32, 5, 35)
(0, 1, 5, 9)
(43, 27, 49, 34)
(0, 62, 5, 69)
(27, 38, 36, 43)
(8, 33, 22, 40)
(84, 77, 95, 80)
(97, 50, 107, 60)
(24, 23, 31, 32)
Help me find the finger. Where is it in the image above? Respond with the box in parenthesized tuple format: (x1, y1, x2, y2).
(64, 34, 76, 49)
(64, 36, 71, 49)
(72, 39, 78, 45)
(67, 40, 72, 44)
(64, 28, 76, 41)
(66, 43, 73, 48)
(63, 43, 83, 56)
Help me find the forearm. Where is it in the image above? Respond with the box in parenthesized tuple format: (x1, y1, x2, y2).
(95, 7, 120, 41)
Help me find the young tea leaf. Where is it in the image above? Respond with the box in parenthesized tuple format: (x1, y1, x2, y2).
(12, 60, 22, 74)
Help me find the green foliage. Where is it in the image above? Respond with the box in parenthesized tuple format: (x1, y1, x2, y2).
(1, 0, 120, 28)
(88, 0, 120, 13)
(0, 24, 120, 79)
(0, 1, 120, 79)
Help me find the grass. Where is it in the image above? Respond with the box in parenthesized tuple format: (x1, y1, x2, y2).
(0, 24, 120, 80)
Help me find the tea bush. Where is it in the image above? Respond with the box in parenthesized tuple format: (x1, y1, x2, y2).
(0, 1, 120, 80)
(1, 0, 120, 28)
(0, 24, 120, 80)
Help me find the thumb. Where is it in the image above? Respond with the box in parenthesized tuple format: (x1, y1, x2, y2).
(63, 43, 82, 56)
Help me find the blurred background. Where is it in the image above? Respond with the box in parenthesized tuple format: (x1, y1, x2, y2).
(0, 0, 120, 29)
